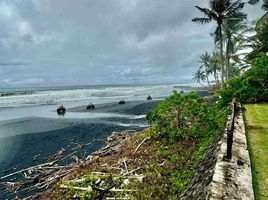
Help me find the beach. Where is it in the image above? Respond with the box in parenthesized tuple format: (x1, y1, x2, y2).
(0, 98, 161, 199)
(0, 84, 194, 198)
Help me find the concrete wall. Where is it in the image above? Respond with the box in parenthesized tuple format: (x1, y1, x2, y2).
(207, 103, 254, 200)
(181, 103, 254, 200)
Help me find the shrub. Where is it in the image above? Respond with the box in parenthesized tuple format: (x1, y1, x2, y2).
(146, 91, 226, 143)
(218, 55, 268, 108)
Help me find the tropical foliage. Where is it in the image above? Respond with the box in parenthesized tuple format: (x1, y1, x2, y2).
(221, 11, 247, 81)
(247, 0, 268, 60)
(217, 55, 268, 107)
(146, 92, 226, 143)
(192, 0, 246, 87)
(193, 52, 223, 86)
(192, 68, 206, 87)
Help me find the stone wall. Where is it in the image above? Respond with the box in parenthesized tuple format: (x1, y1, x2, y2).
(180, 136, 221, 199)
(207, 103, 254, 200)
(180, 103, 254, 200)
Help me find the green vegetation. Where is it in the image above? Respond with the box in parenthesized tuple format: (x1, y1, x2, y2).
(192, 0, 268, 88)
(146, 92, 226, 143)
(136, 92, 227, 198)
(247, 0, 268, 60)
(218, 55, 268, 107)
(244, 103, 268, 200)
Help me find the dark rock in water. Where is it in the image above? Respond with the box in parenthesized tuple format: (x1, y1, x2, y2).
(147, 95, 152, 101)
(119, 100, 125, 104)
(87, 103, 95, 110)
(57, 105, 66, 115)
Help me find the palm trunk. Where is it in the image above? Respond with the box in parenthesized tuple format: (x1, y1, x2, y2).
(213, 67, 219, 85)
(225, 38, 231, 81)
(206, 74, 211, 87)
(219, 25, 225, 88)
(199, 82, 206, 88)
(226, 55, 230, 81)
(205, 67, 211, 87)
(214, 69, 219, 85)
(216, 71, 220, 84)
(213, 70, 217, 84)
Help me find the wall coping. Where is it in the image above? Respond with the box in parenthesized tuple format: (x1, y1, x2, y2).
(207, 103, 254, 199)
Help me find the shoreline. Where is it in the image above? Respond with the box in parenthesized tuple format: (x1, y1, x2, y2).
(1, 124, 146, 199)
(0, 100, 161, 199)
(37, 128, 146, 199)
(68, 100, 161, 115)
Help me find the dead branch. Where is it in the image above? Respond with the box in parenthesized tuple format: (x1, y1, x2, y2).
(0, 161, 55, 180)
(133, 137, 150, 153)
(61, 184, 138, 192)
(123, 159, 129, 174)
(46, 149, 65, 161)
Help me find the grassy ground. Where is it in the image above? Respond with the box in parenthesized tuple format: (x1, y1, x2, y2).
(244, 103, 268, 200)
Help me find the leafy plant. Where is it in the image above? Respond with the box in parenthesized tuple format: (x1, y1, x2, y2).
(146, 92, 226, 143)
(218, 55, 268, 107)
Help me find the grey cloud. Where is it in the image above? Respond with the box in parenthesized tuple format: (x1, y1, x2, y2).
(0, 0, 263, 87)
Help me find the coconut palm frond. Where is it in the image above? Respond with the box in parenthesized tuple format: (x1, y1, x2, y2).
(225, 2, 245, 16)
(192, 17, 211, 24)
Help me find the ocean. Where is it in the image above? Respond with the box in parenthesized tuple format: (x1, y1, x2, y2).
(0, 84, 190, 198)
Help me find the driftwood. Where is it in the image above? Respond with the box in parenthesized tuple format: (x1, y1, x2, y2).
(123, 159, 129, 174)
(0, 161, 55, 180)
(134, 137, 150, 153)
(60, 184, 138, 192)
(46, 149, 65, 161)
(1, 130, 139, 199)
(0, 150, 78, 199)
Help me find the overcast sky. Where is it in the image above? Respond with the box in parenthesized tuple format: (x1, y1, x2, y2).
(0, 0, 263, 87)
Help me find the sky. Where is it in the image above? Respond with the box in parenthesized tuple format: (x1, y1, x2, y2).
(0, 0, 263, 87)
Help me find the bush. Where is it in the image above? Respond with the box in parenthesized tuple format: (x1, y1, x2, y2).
(146, 91, 226, 143)
(218, 55, 268, 108)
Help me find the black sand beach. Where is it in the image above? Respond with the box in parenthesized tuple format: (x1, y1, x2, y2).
(0, 100, 160, 199)
(69, 100, 161, 115)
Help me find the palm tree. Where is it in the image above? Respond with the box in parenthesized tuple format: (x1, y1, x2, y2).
(192, 68, 206, 87)
(211, 51, 221, 84)
(199, 52, 212, 86)
(222, 12, 247, 80)
(192, 0, 245, 88)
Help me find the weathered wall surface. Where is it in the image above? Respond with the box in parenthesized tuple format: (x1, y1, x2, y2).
(180, 136, 221, 200)
(181, 103, 254, 200)
(207, 104, 254, 200)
